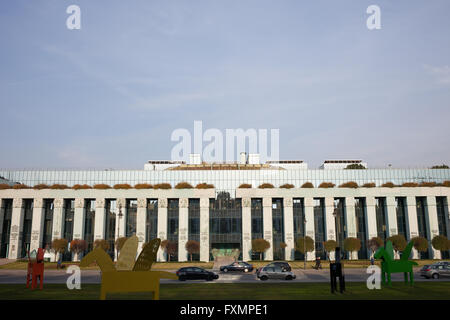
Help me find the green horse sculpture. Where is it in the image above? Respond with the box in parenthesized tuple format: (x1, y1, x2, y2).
(374, 240, 418, 286)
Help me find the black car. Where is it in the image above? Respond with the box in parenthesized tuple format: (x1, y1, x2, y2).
(176, 267, 219, 281)
(256, 261, 291, 273)
(220, 261, 254, 273)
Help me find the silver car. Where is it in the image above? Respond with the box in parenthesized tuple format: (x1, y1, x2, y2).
(420, 263, 450, 279)
(256, 265, 296, 281)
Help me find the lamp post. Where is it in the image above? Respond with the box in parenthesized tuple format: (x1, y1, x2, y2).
(117, 204, 124, 237)
(303, 217, 307, 270)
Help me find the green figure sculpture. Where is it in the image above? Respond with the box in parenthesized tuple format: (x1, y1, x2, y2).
(374, 240, 418, 286)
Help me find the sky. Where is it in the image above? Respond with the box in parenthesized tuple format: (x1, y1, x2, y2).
(0, 0, 449, 169)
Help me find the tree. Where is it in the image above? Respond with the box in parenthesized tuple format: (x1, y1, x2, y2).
(185, 240, 200, 261)
(387, 234, 407, 257)
(431, 164, 449, 169)
(251, 239, 271, 260)
(115, 237, 129, 256)
(70, 239, 88, 261)
(166, 241, 177, 261)
(368, 237, 383, 256)
(51, 238, 68, 262)
(295, 236, 315, 255)
(94, 239, 110, 252)
(323, 240, 337, 261)
(280, 242, 287, 249)
(432, 235, 450, 253)
(411, 236, 428, 257)
(344, 238, 361, 259)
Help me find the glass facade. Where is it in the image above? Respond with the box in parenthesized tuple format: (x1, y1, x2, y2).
(21, 199, 33, 258)
(209, 192, 242, 259)
(146, 199, 158, 243)
(0, 199, 13, 258)
(63, 200, 75, 242)
(416, 197, 430, 259)
(126, 199, 137, 237)
(396, 197, 408, 238)
(84, 200, 95, 252)
(167, 199, 179, 261)
(334, 198, 346, 251)
(355, 198, 368, 259)
(436, 197, 449, 258)
(313, 198, 326, 259)
(42, 199, 53, 250)
(188, 199, 200, 242)
(2, 168, 449, 196)
(375, 198, 387, 241)
(293, 198, 305, 260)
(272, 198, 284, 260)
(105, 199, 116, 259)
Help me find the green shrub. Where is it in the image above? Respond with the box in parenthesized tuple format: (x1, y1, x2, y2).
(420, 182, 437, 187)
(381, 182, 395, 188)
(362, 182, 376, 188)
(402, 182, 418, 187)
(154, 183, 172, 189)
(0, 184, 11, 190)
(258, 183, 274, 189)
(50, 184, 69, 189)
(344, 237, 361, 253)
(432, 235, 450, 251)
(72, 184, 92, 190)
(443, 181, 450, 187)
(411, 236, 428, 253)
(175, 182, 193, 189)
(318, 182, 335, 188)
(301, 182, 314, 188)
(33, 184, 49, 190)
(238, 183, 252, 188)
(339, 181, 358, 188)
(195, 183, 214, 189)
(431, 164, 449, 169)
(113, 183, 132, 189)
(12, 184, 30, 189)
(280, 183, 295, 189)
(387, 234, 407, 254)
(134, 183, 154, 189)
(93, 184, 111, 189)
(295, 236, 315, 254)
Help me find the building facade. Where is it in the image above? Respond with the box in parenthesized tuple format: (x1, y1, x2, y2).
(0, 159, 449, 262)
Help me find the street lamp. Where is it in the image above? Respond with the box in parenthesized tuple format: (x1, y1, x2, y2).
(303, 217, 307, 270)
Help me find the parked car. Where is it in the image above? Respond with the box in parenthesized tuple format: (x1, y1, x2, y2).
(420, 264, 450, 279)
(256, 261, 291, 273)
(256, 265, 296, 281)
(176, 267, 219, 281)
(220, 261, 254, 273)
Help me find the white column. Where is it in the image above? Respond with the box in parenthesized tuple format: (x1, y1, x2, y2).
(262, 197, 273, 261)
(51, 199, 65, 262)
(157, 198, 168, 262)
(426, 196, 441, 260)
(283, 197, 295, 261)
(304, 198, 315, 261)
(242, 198, 252, 261)
(30, 199, 45, 252)
(385, 197, 398, 237)
(199, 197, 210, 262)
(178, 198, 189, 262)
(94, 198, 106, 241)
(324, 197, 336, 261)
(73, 199, 85, 240)
(406, 196, 419, 259)
(365, 197, 378, 240)
(136, 198, 147, 254)
(8, 198, 25, 259)
(345, 197, 358, 260)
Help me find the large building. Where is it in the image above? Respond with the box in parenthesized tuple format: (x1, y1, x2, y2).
(0, 154, 449, 262)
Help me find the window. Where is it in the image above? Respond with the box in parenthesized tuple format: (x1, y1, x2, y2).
(126, 199, 137, 237)
(146, 199, 158, 242)
(84, 200, 95, 252)
(314, 198, 326, 259)
(355, 198, 368, 259)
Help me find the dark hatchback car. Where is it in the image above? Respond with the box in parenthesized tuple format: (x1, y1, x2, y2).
(176, 267, 219, 281)
(256, 261, 291, 273)
(220, 261, 254, 273)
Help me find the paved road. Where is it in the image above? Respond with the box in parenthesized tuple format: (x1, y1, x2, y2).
(1, 268, 449, 284)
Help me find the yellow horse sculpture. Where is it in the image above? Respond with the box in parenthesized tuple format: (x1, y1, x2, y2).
(80, 237, 177, 300)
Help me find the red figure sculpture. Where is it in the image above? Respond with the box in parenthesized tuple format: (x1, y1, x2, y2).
(26, 248, 45, 290)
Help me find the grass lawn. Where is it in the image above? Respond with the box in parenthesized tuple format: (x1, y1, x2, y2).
(0, 282, 449, 300)
(1, 259, 445, 270)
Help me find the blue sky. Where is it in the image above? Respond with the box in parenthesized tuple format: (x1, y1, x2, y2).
(0, 0, 449, 169)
